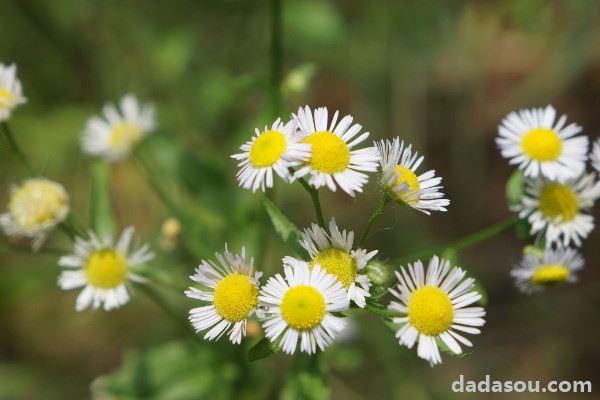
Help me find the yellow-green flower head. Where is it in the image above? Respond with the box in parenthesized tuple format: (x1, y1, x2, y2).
(259, 258, 349, 355)
(58, 227, 154, 311)
(0, 63, 27, 122)
(375, 138, 449, 214)
(388, 256, 486, 366)
(293, 106, 380, 197)
(516, 172, 600, 248)
(81, 94, 156, 161)
(185, 245, 262, 344)
(511, 247, 583, 293)
(0, 178, 69, 250)
(496, 105, 588, 182)
(231, 118, 311, 192)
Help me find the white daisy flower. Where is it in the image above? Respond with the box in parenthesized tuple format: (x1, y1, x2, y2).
(58, 227, 154, 311)
(0, 178, 69, 250)
(388, 256, 486, 366)
(590, 138, 600, 174)
(511, 247, 583, 293)
(496, 105, 588, 181)
(293, 106, 380, 197)
(259, 258, 349, 355)
(516, 172, 600, 248)
(81, 94, 156, 161)
(0, 63, 27, 122)
(185, 246, 262, 344)
(231, 118, 311, 192)
(297, 218, 377, 308)
(375, 138, 449, 214)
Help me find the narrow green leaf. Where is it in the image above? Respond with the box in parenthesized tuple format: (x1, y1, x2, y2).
(90, 161, 115, 238)
(247, 336, 279, 362)
(505, 169, 524, 206)
(262, 196, 309, 259)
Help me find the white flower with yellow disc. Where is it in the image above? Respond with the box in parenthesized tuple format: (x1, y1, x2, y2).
(0, 63, 27, 122)
(516, 173, 600, 248)
(375, 138, 449, 214)
(388, 256, 486, 366)
(298, 218, 377, 308)
(58, 227, 154, 311)
(511, 247, 583, 293)
(0, 178, 69, 250)
(496, 105, 588, 181)
(81, 94, 156, 161)
(259, 258, 349, 355)
(185, 246, 262, 344)
(231, 118, 311, 192)
(293, 106, 380, 197)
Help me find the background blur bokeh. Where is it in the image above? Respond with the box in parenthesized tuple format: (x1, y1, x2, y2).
(2, 0, 600, 399)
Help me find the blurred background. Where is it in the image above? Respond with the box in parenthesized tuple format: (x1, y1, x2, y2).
(1, 0, 600, 399)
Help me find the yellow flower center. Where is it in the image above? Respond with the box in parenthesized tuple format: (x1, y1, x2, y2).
(302, 131, 350, 174)
(0, 87, 14, 108)
(310, 247, 356, 288)
(280, 285, 326, 330)
(109, 122, 143, 150)
(408, 285, 454, 336)
(520, 128, 562, 162)
(538, 183, 579, 221)
(84, 249, 128, 289)
(391, 165, 420, 202)
(8, 179, 67, 232)
(213, 274, 258, 322)
(249, 130, 287, 167)
(532, 264, 570, 286)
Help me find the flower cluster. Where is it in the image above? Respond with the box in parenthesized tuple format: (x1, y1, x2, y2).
(497, 105, 600, 292)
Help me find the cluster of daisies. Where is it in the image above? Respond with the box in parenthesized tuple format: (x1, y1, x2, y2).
(1, 62, 157, 311)
(183, 106, 484, 366)
(496, 105, 600, 293)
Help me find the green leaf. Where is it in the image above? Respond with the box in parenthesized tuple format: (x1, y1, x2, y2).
(247, 337, 279, 362)
(505, 169, 524, 207)
(437, 337, 472, 358)
(280, 370, 330, 400)
(261, 196, 309, 259)
(89, 161, 115, 238)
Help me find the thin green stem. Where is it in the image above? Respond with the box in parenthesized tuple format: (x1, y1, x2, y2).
(358, 195, 391, 247)
(296, 176, 325, 227)
(2, 122, 35, 175)
(363, 301, 399, 320)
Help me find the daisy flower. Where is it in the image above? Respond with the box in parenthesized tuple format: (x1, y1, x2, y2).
(0, 178, 69, 250)
(231, 118, 311, 192)
(511, 247, 583, 293)
(58, 227, 154, 311)
(81, 94, 156, 161)
(590, 138, 600, 174)
(293, 106, 380, 197)
(185, 246, 262, 344)
(388, 256, 486, 366)
(375, 138, 449, 214)
(516, 172, 600, 248)
(259, 258, 349, 355)
(496, 105, 588, 181)
(298, 218, 377, 307)
(0, 63, 27, 122)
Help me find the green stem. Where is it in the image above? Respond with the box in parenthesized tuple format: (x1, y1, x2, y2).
(296, 176, 325, 227)
(2, 122, 35, 175)
(358, 195, 391, 247)
(364, 301, 399, 320)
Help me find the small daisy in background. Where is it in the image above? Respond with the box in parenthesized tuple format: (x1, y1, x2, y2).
(298, 218, 377, 307)
(185, 246, 262, 344)
(516, 172, 600, 248)
(375, 138, 449, 214)
(293, 106, 380, 197)
(388, 256, 486, 366)
(259, 258, 349, 355)
(0, 178, 69, 250)
(496, 105, 588, 181)
(511, 247, 583, 293)
(590, 138, 600, 174)
(231, 118, 310, 192)
(81, 94, 156, 161)
(0, 63, 27, 122)
(58, 227, 154, 311)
